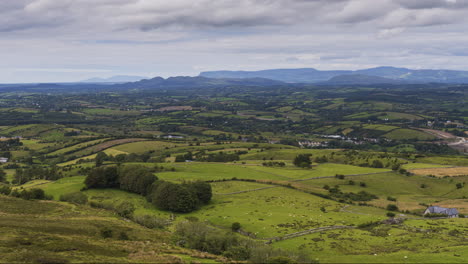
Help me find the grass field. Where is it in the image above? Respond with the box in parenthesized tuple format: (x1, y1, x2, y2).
(410, 167, 468, 177)
(113, 140, 185, 154)
(384, 129, 436, 140)
(46, 138, 108, 156)
(273, 220, 468, 263)
(401, 163, 452, 170)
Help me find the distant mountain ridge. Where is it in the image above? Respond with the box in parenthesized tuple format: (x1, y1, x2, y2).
(321, 74, 405, 85)
(113, 76, 285, 90)
(82, 75, 148, 83)
(200, 66, 468, 84)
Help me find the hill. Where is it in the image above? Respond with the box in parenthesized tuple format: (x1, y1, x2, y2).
(81, 75, 148, 83)
(114, 76, 285, 90)
(200, 66, 468, 84)
(321, 74, 405, 85)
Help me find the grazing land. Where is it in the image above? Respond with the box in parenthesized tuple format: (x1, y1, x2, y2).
(0, 83, 466, 263)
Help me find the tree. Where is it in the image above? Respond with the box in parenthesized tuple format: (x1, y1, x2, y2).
(293, 154, 312, 168)
(85, 166, 119, 189)
(0, 168, 6, 182)
(188, 181, 212, 204)
(118, 165, 157, 195)
(152, 181, 198, 213)
(95, 152, 108, 167)
(456, 183, 464, 189)
(371, 160, 384, 168)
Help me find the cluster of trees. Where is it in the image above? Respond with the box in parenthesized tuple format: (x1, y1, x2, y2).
(325, 185, 378, 202)
(175, 151, 241, 163)
(85, 165, 212, 213)
(95, 152, 154, 166)
(13, 166, 62, 185)
(148, 181, 212, 213)
(262, 161, 286, 167)
(9, 188, 52, 200)
(0, 138, 22, 151)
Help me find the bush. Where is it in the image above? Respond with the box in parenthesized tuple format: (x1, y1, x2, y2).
(59, 192, 88, 204)
(115, 201, 135, 218)
(387, 196, 397, 202)
(20, 188, 48, 200)
(0, 184, 11, 195)
(100, 227, 113, 238)
(133, 215, 169, 229)
(118, 232, 129, 240)
(231, 222, 241, 232)
(386, 212, 396, 217)
(386, 204, 399, 212)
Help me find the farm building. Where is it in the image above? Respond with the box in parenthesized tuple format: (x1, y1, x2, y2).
(424, 206, 459, 218)
(0, 157, 8, 163)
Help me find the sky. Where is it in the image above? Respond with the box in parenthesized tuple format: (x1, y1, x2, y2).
(1, 0, 468, 83)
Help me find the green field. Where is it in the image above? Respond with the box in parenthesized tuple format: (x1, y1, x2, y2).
(384, 129, 436, 140)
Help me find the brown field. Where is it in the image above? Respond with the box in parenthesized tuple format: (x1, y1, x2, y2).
(410, 167, 468, 177)
(156, 105, 192, 112)
(86, 138, 148, 153)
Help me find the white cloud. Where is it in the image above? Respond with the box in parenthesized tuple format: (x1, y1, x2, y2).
(1, 0, 468, 82)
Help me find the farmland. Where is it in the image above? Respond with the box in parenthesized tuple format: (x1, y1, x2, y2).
(0, 83, 466, 263)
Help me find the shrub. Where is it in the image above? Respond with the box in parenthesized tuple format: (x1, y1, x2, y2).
(387, 196, 397, 202)
(335, 174, 345, 180)
(100, 227, 113, 238)
(118, 232, 129, 240)
(386, 204, 399, 212)
(59, 192, 88, 204)
(231, 222, 241, 232)
(386, 212, 396, 217)
(115, 201, 135, 218)
(133, 215, 169, 229)
(0, 184, 11, 195)
(20, 188, 48, 200)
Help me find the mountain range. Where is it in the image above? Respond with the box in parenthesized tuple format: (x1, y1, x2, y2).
(200, 66, 468, 84)
(81, 75, 148, 83)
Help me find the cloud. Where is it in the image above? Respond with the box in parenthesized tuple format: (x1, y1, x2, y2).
(1, 0, 468, 82)
(0, 0, 467, 33)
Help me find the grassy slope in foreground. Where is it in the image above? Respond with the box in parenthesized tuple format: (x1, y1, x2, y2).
(0, 195, 223, 263)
